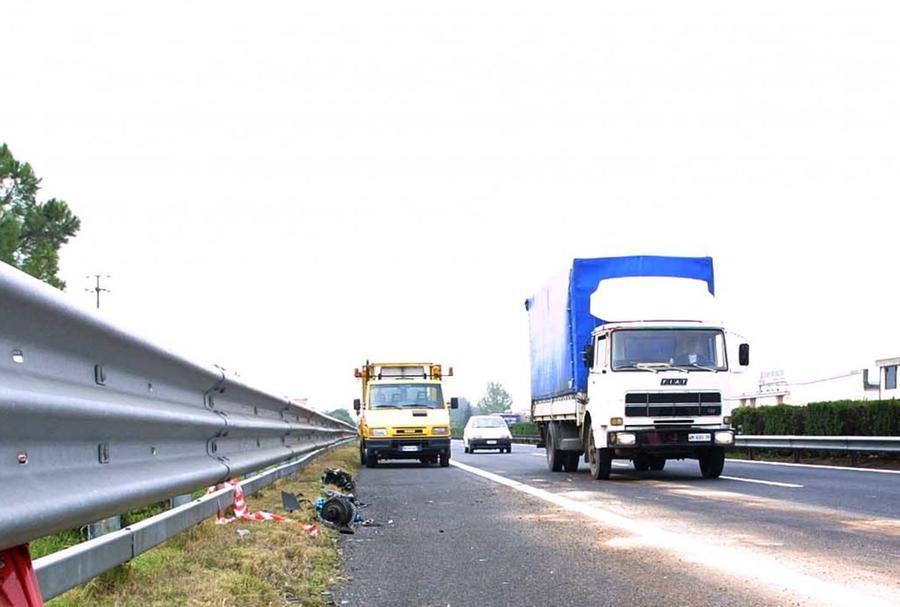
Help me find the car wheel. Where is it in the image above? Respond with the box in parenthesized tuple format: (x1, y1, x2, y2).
(699, 447, 725, 478)
(464, 446, 470, 454)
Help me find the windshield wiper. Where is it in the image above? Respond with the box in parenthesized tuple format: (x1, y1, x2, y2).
(679, 363, 720, 373)
(635, 362, 688, 374)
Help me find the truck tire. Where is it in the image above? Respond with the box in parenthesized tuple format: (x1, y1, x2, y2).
(648, 456, 666, 472)
(546, 424, 564, 472)
(633, 456, 650, 472)
(563, 451, 579, 472)
(586, 425, 612, 480)
(464, 445, 470, 454)
(699, 447, 725, 478)
(359, 441, 366, 466)
(365, 449, 378, 468)
(439, 452, 450, 467)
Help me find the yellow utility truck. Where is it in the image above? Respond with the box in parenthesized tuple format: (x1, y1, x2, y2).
(354, 362, 459, 468)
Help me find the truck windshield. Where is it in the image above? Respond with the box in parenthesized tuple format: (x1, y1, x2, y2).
(611, 329, 727, 371)
(369, 383, 445, 409)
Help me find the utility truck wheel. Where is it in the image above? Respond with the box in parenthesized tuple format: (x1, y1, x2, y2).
(546, 425, 564, 472)
(359, 441, 366, 466)
(699, 447, 725, 478)
(365, 450, 378, 468)
(506, 446, 512, 454)
(439, 452, 451, 467)
(563, 451, 580, 472)
(648, 457, 666, 472)
(586, 427, 612, 480)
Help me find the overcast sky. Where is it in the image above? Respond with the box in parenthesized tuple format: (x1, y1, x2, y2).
(3, 1, 899, 413)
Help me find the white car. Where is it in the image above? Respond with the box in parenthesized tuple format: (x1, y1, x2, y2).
(463, 416, 513, 453)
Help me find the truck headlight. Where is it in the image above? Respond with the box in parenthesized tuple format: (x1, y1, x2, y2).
(432, 427, 449, 435)
(715, 431, 734, 445)
(615, 432, 636, 446)
(610, 417, 623, 426)
(370, 428, 387, 437)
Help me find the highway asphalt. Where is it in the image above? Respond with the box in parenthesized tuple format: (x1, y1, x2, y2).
(334, 441, 900, 607)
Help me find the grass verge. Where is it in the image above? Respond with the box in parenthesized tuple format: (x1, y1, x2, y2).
(47, 444, 359, 607)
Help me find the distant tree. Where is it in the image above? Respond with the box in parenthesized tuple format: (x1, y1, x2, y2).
(476, 382, 513, 415)
(0, 143, 81, 289)
(327, 408, 356, 425)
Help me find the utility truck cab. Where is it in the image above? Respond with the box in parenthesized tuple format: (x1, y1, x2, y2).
(526, 256, 749, 480)
(354, 362, 459, 468)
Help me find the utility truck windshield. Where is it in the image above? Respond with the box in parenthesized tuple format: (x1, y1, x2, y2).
(611, 329, 727, 371)
(369, 383, 445, 409)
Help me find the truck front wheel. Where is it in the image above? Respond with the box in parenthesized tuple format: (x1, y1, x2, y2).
(439, 452, 450, 467)
(365, 449, 378, 468)
(586, 426, 612, 480)
(359, 441, 366, 466)
(698, 447, 725, 478)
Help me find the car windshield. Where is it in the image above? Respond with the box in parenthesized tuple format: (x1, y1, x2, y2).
(369, 383, 444, 409)
(611, 329, 727, 371)
(471, 417, 507, 428)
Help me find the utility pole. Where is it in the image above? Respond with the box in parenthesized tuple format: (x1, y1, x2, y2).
(85, 274, 111, 309)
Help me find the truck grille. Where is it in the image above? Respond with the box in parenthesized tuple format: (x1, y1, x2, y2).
(393, 427, 425, 436)
(625, 392, 721, 417)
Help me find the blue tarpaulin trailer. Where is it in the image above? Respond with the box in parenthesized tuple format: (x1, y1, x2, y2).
(524, 256, 715, 402)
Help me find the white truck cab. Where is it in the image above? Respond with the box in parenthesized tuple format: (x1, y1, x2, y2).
(527, 256, 749, 480)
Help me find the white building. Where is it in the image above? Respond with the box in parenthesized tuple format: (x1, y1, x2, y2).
(735, 356, 898, 407)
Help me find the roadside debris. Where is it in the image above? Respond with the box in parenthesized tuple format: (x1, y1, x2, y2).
(211, 479, 290, 524)
(322, 468, 356, 492)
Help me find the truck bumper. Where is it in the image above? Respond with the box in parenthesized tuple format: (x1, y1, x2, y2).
(364, 437, 451, 460)
(608, 428, 734, 457)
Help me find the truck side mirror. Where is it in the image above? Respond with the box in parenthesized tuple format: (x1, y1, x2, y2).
(582, 344, 595, 368)
(738, 343, 750, 367)
(353, 398, 361, 413)
(450, 397, 460, 409)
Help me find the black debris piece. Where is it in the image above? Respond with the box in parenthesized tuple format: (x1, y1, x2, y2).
(321, 468, 356, 492)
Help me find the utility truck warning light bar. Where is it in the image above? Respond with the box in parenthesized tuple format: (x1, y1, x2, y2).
(354, 362, 453, 381)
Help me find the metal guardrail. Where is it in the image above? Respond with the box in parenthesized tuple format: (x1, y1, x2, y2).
(33, 439, 353, 601)
(0, 262, 357, 556)
(510, 435, 900, 452)
(736, 435, 900, 452)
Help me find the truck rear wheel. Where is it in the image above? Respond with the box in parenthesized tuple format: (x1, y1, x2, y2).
(546, 424, 564, 472)
(563, 451, 579, 472)
(586, 426, 612, 480)
(698, 447, 725, 478)
(648, 456, 666, 472)
(365, 449, 378, 468)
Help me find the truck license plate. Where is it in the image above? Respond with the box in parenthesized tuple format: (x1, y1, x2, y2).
(486, 440, 497, 445)
(688, 433, 711, 442)
(400, 445, 420, 452)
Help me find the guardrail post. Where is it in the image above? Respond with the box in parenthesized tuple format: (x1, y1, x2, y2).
(87, 516, 121, 540)
(0, 545, 44, 606)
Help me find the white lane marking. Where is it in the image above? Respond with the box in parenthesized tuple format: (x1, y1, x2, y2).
(720, 475, 803, 488)
(450, 459, 898, 607)
(726, 458, 900, 475)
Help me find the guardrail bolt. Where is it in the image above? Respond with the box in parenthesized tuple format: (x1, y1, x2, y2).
(94, 364, 107, 385)
(98, 442, 110, 464)
(16, 451, 28, 465)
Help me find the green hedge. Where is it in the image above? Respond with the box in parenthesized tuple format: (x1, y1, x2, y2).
(509, 421, 538, 436)
(732, 399, 900, 436)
